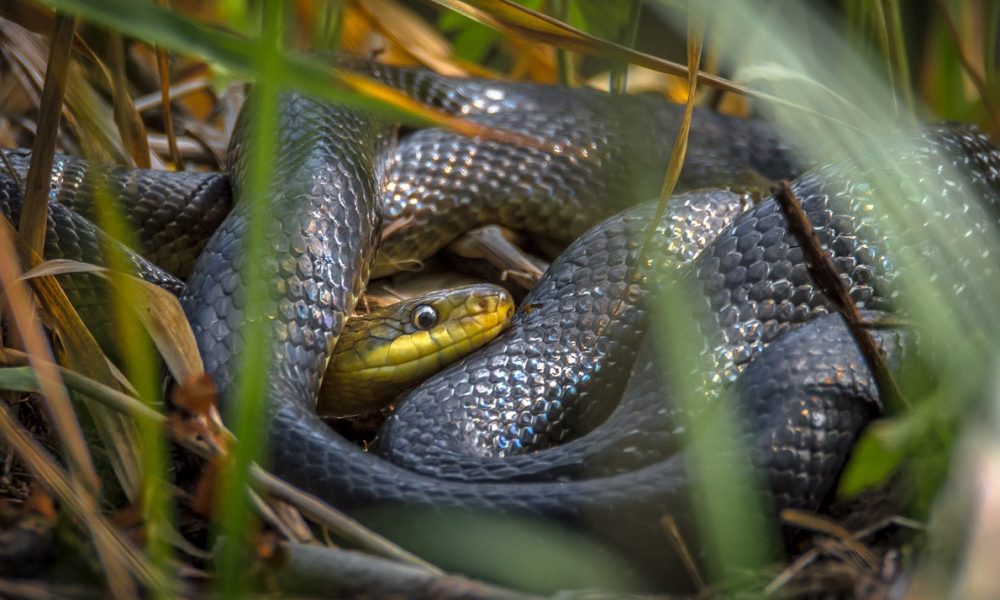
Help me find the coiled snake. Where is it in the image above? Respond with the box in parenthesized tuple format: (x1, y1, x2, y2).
(3, 58, 1000, 589)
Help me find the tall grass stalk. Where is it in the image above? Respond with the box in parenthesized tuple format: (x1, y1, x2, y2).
(93, 183, 176, 599)
(215, 0, 282, 596)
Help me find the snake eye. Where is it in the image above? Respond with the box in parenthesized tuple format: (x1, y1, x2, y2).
(411, 304, 438, 330)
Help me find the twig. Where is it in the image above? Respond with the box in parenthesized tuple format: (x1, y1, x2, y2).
(133, 76, 212, 112)
(659, 515, 704, 591)
(267, 541, 535, 600)
(779, 509, 878, 570)
(765, 514, 923, 595)
(250, 466, 442, 574)
(772, 181, 903, 409)
(448, 226, 547, 288)
(146, 134, 222, 163)
(153, 0, 183, 170)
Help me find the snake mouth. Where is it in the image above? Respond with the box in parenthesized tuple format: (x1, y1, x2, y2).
(317, 284, 515, 417)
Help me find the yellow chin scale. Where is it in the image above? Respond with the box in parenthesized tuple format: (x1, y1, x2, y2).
(317, 284, 515, 417)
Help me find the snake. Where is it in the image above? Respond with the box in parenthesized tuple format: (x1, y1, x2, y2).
(3, 58, 1000, 589)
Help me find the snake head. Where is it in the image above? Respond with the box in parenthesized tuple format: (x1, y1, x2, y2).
(317, 284, 515, 417)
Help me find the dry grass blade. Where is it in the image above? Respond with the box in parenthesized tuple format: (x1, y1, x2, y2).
(0, 222, 100, 495)
(432, 0, 747, 96)
(0, 404, 168, 599)
(354, 0, 473, 77)
(0, 362, 161, 425)
(779, 509, 880, 571)
(22, 258, 204, 387)
(4, 225, 143, 498)
(20, 12, 76, 255)
(431, 0, 866, 128)
(133, 76, 212, 113)
(0, 150, 24, 189)
(766, 514, 922, 595)
(153, 0, 183, 169)
(660, 515, 705, 591)
(125, 278, 203, 382)
(592, 4, 705, 380)
(0, 19, 127, 163)
(106, 33, 150, 168)
(650, 5, 704, 233)
(772, 181, 903, 409)
(0, 347, 223, 460)
(335, 69, 583, 155)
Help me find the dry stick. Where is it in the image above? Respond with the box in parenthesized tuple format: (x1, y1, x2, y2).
(133, 77, 212, 112)
(269, 541, 534, 600)
(19, 12, 76, 255)
(250, 467, 443, 574)
(146, 134, 220, 163)
(772, 181, 902, 408)
(932, 0, 1000, 131)
(153, 0, 183, 170)
(659, 515, 705, 591)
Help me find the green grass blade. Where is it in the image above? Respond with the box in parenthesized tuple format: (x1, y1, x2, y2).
(214, 0, 282, 596)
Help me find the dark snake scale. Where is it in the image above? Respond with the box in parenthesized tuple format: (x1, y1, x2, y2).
(3, 58, 1000, 588)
